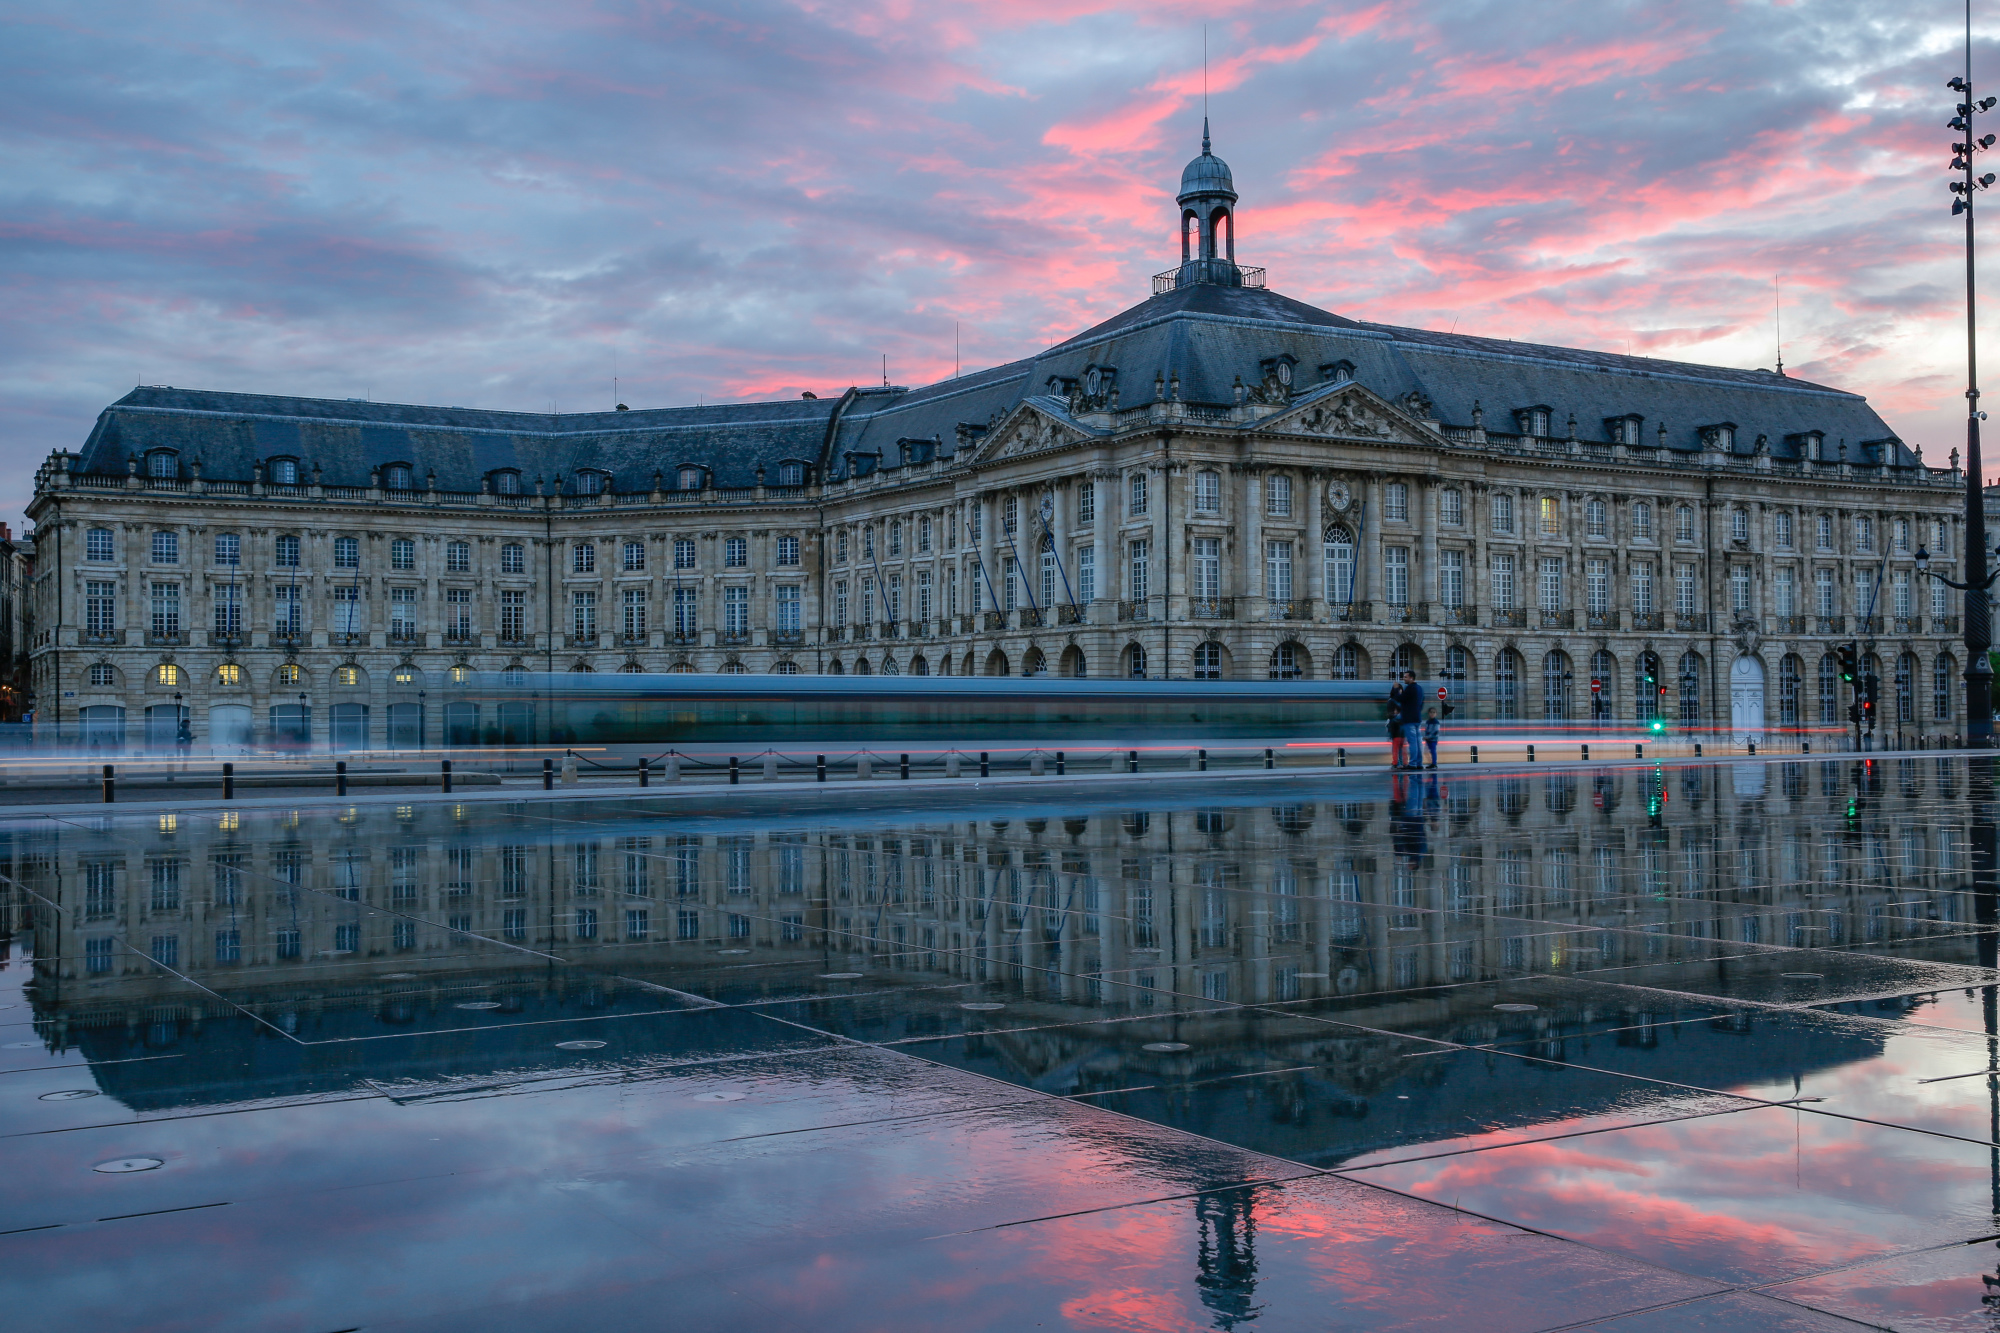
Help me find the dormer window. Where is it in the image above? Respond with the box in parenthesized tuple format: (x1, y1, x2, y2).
(383, 463, 414, 490)
(777, 461, 805, 487)
(1786, 431, 1827, 462)
(677, 466, 702, 491)
(1319, 361, 1354, 386)
(1699, 422, 1737, 451)
(268, 457, 299, 485)
(574, 470, 605, 495)
(1603, 415, 1643, 445)
(1516, 406, 1552, 437)
(490, 470, 520, 495)
(147, 450, 178, 479)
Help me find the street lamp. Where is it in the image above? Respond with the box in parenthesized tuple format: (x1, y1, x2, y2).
(1948, 5, 2000, 745)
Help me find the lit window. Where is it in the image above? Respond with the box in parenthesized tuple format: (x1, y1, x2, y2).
(155, 664, 181, 686)
(276, 664, 302, 685)
(334, 666, 360, 686)
(216, 663, 242, 686)
(393, 668, 418, 685)
(1539, 497, 1559, 535)
(449, 666, 471, 683)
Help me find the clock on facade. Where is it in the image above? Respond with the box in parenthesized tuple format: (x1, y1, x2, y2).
(1326, 479, 1353, 512)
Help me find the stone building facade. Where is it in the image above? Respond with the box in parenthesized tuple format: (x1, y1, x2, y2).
(24, 135, 1968, 750)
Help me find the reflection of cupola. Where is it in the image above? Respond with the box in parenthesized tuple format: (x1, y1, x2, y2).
(1156, 120, 1266, 294)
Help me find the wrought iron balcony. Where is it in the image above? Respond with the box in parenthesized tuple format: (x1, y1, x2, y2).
(1330, 601, 1373, 624)
(1152, 259, 1267, 295)
(1187, 598, 1234, 620)
(1491, 607, 1527, 628)
(1438, 604, 1477, 627)
(1586, 611, 1619, 630)
(1539, 609, 1574, 630)
(1267, 599, 1309, 621)
(1630, 612, 1664, 631)
(1814, 616, 1845, 635)
(1674, 614, 1708, 632)
(1057, 605, 1089, 626)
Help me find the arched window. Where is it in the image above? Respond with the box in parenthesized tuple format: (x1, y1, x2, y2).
(678, 466, 702, 491)
(1323, 525, 1356, 605)
(155, 664, 181, 686)
(268, 458, 299, 486)
(1779, 654, 1802, 727)
(1543, 651, 1572, 720)
(1018, 649, 1042, 678)
(148, 451, 177, 478)
(910, 655, 929, 676)
(383, 464, 414, 490)
(1896, 652, 1918, 724)
(89, 663, 116, 687)
(1632, 501, 1653, 539)
(778, 462, 805, 487)
(1678, 651, 1702, 727)
(1329, 643, 1361, 680)
(772, 661, 801, 675)
(1818, 653, 1839, 725)
(491, 470, 520, 495)
(619, 662, 644, 673)
(1495, 650, 1521, 720)
(1935, 655, 1956, 722)
(575, 470, 605, 495)
(334, 665, 361, 687)
(1589, 649, 1615, 718)
(1636, 651, 1661, 722)
(1193, 642, 1223, 679)
(1126, 643, 1148, 680)
(1270, 644, 1304, 680)
(1444, 645, 1470, 704)
(1390, 644, 1423, 676)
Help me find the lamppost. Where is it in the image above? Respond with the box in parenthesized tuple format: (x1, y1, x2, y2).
(1946, 5, 2000, 746)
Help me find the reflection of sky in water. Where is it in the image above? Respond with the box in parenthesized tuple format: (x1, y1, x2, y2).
(3, 756, 1999, 1328)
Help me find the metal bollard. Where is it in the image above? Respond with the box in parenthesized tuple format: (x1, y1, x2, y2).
(1127, 750, 1138, 774)
(1264, 748, 1274, 770)
(222, 762, 234, 800)
(947, 753, 962, 778)
(1055, 751, 1065, 775)
(1635, 744, 1643, 760)
(336, 760, 347, 797)
(1527, 744, 1536, 762)
(980, 752, 990, 778)
(1581, 744, 1589, 761)
(1469, 745, 1479, 764)
(1337, 747, 1346, 768)
(441, 759, 452, 794)
(639, 758, 649, 788)
(665, 754, 680, 783)
(1030, 754, 1044, 777)
(729, 756, 740, 785)
(900, 753, 910, 780)
(856, 754, 871, 781)
(1198, 749, 1208, 772)
(1748, 740, 1757, 756)
(1803, 741, 1811, 754)
(763, 754, 777, 782)
(1694, 742, 1703, 758)
(543, 758, 554, 790)
(102, 764, 115, 803)
(816, 754, 827, 782)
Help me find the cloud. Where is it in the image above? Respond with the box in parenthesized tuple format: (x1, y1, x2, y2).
(0, 0, 1989, 526)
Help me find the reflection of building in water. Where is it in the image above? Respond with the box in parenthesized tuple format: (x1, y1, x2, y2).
(19, 761, 1978, 1027)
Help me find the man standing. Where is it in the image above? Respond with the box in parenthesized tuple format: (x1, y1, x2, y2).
(1397, 669, 1423, 770)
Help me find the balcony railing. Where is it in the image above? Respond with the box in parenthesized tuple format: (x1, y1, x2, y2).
(445, 629, 479, 645)
(1935, 615, 1961, 633)
(1381, 602, 1425, 625)
(1491, 607, 1526, 628)
(984, 612, 1008, 632)
(1057, 605, 1089, 626)
(389, 626, 420, 643)
(1268, 599, 1310, 622)
(620, 633, 647, 646)
(1119, 600, 1153, 623)
(1539, 609, 1573, 630)
(1152, 259, 1268, 295)
(1815, 616, 1845, 635)
(1330, 601, 1373, 623)
(1586, 610, 1618, 630)
(1893, 616, 1922, 635)
(82, 630, 120, 644)
(1438, 604, 1476, 627)
(1674, 613, 1709, 632)
(1016, 609, 1045, 629)
(146, 631, 186, 646)
(773, 628, 804, 644)
(1770, 615, 1805, 635)
(1188, 598, 1234, 620)
(1854, 616, 1881, 635)
(1630, 612, 1664, 631)
(564, 633, 597, 648)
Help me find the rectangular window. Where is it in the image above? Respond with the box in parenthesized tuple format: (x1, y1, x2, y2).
(447, 541, 470, 572)
(1384, 482, 1409, 522)
(1586, 559, 1608, 615)
(1077, 546, 1096, 602)
(1491, 554, 1516, 610)
(674, 539, 696, 570)
(1892, 569, 1912, 618)
(1731, 565, 1751, 613)
(333, 537, 359, 568)
(1128, 473, 1148, 517)
(500, 588, 524, 638)
(1384, 546, 1408, 606)
(1894, 518, 1910, 553)
(1441, 489, 1464, 526)
(270, 582, 305, 634)
(1633, 561, 1656, 618)
(1675, 506, 1696, 543)
(151, 531, 179, 564)
(1816, 567, 1836, 617)
(677, 909, 699, 939)
(150, 860, 182, 911)
(725, 537, 747, 567)
(574, 907, 598, 940)
(776, 585, 801, 633)
(446, 587, 472, 636)
(1492, 494, 1514, 534)
(626, 910, 650, 941)
(388, 586, 417, 635)
(571, 590, 597, 638)
(333, 584, 361, 635)
(1632, 503, 1654, 540)
(1077, 482, 1095, 525)
(1935, 518, 1951, 554)
(866, 574, 882, 620)
(888, 573, 903, 622)
(1856, 516, 1873, 551)
(392, 538, 415, 570)
(86, 581, 116, 635)
(500, 543, 524, 574)
(834, 581, 848, 628)
(1775, 567, 1796, 616)
(87, 528, 116, 562)
(622, 587, 647, 637)
(571, 543, 594, 573)
(1192, 537, 1220, 600)
(86, 937, 114, 974)
(1934, 576, 1951, 621)
(1128, 540, 1150, 601)
(1266, 474, 1291, 516)
(149, 935, 178, 969)
(917, 569, 932, 621)
(214, 929, 240, 964)
(674, 586, 699, 636)
(623, 541, 645, 571)
(1775, 512, 1793, 548)
(1267, 540, 1294, 602)
(214, 533, 241, 566)
(1192, 471, 1219, 513)
(213, 584, 241, 637)
(1539, 496, 1561, 536)
(275, 535, 300, 567)
(1585, 499, 1606, 537)
(917, 517, 931, 552)
(149, 583, 180, 637)
(1675, 564, 1697, 617)
(1538, 557, 1562, 613)
(776, 535, 800, 565)
(1439, 549, 1464, 608)
(1816, 514, 1833, 550)
(725, 586, 749, 635)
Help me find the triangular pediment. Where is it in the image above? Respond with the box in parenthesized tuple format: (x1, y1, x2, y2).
(1253, 382, 1438, 446)
(971, 395, 1097, 463)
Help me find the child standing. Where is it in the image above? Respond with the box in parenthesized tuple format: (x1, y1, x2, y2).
(1422, 707, 1440, 769)
(1387, 703, 1405, 769)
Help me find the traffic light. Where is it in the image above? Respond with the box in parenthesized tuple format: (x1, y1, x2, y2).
(1860, 673, 1879, 729)
(1837, 644, 1859, 685)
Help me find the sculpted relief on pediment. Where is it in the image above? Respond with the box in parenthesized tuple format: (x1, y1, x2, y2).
(1264, 387, 1415, 442)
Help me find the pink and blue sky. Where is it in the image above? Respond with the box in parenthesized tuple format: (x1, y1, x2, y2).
(0, 0, 1990, 524)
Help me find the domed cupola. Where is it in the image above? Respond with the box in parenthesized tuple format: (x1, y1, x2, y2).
(1159, 119, 1259, 292)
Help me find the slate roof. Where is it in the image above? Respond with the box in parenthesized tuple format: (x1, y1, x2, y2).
(64, 281, 1915, 493)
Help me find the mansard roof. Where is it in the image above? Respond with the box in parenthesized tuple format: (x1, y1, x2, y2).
(65, 280, 1916, 493)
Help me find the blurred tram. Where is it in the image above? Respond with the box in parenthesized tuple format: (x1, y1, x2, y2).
(436, 672, 1409, 748)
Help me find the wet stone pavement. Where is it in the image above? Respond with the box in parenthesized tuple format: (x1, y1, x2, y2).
(1, 755, 1998, 1330)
